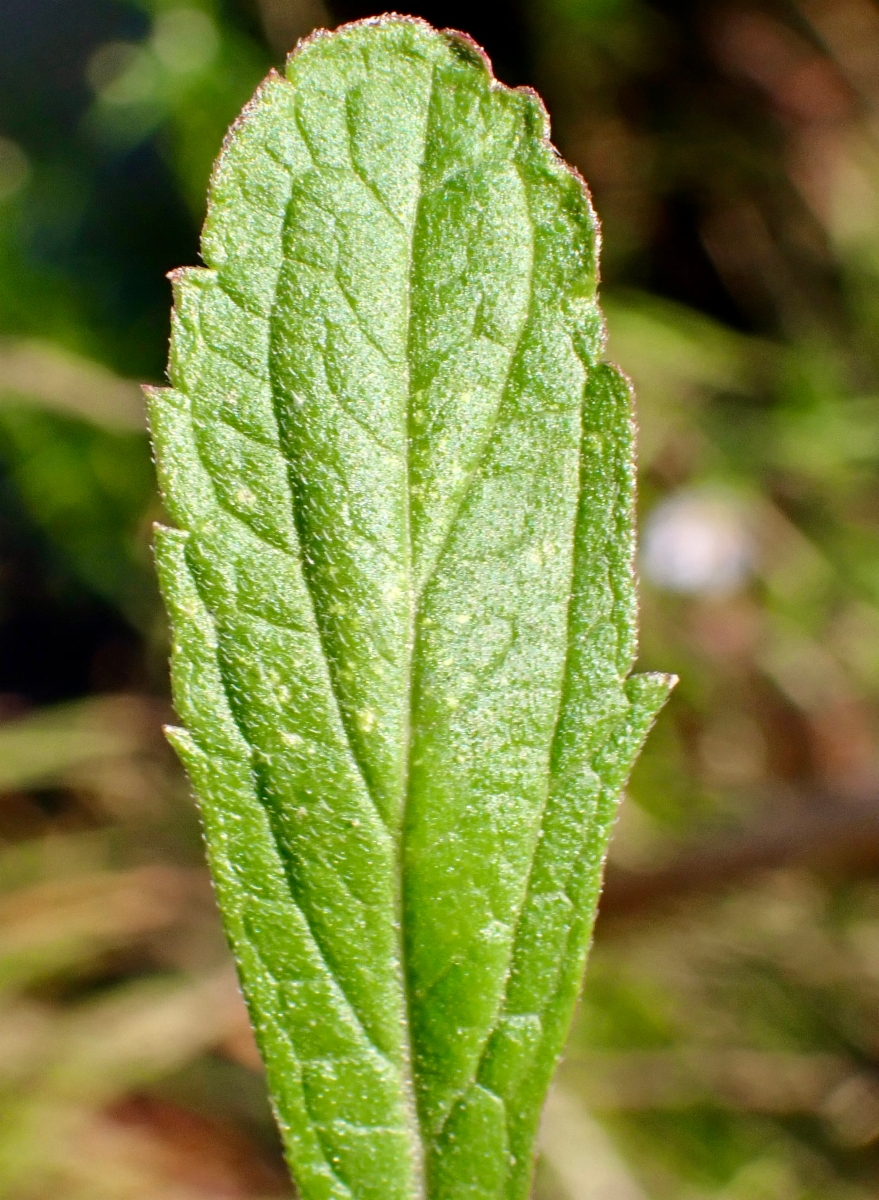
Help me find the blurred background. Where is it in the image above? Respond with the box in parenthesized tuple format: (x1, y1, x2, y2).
(1, 0, 879, 1196)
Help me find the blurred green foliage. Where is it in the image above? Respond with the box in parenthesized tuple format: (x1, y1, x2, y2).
(2, 0, 879, 1197)
(0, 409, 157, 629)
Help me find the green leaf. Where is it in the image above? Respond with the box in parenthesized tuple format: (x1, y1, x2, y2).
(147, 17, 673, 1200)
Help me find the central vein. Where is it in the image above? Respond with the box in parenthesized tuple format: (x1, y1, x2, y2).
(396, 62, 437, 1200)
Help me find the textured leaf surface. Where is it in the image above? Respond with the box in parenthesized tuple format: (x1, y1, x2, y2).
(148, 17, 672, 1200)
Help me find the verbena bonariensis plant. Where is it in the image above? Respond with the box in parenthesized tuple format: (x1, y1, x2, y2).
(147, 16, 673, 1200)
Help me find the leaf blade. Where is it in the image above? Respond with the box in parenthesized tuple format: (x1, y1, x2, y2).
(149, 19, 671, 1200)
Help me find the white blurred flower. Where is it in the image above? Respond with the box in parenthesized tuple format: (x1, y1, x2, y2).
(641, 489, 753, 595)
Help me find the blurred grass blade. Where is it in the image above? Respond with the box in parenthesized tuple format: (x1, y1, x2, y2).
(0, 969, 258, 1200)
(0, 698, 149, 792)
(0, 866, 188, 993)
(539, 1087, 648, 1200)
(47, 966, 248, 1103)
(0, 339, 146, 431)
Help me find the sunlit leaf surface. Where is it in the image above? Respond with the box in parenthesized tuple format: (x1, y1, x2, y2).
(148, 18, 670, 1199)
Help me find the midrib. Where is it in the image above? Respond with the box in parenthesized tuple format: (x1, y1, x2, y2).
(395, 59, 438, 1200)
